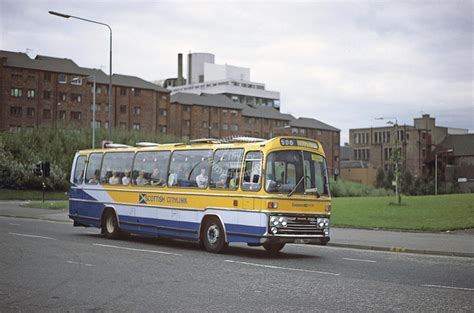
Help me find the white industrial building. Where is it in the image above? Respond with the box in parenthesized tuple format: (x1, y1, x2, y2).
(169, 53, 281, 110)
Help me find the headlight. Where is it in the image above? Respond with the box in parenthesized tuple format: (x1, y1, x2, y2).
(317, 218, 330, 229)
(269, 216, 288, 228)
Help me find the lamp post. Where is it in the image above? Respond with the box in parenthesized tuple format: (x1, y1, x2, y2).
(376, 117, 400, 204)
(86, 75, 96, 148)
(435, 149, 453, 195)
(49, 11, 113, 141)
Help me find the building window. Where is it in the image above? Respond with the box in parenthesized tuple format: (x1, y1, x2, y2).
(9, 125, 21, 133)
(120, 88, 127, 96)
(160, 95, 167, 100)
(43, 109, 51, 119)
(159, 125, 167, 133)
(43, 90, 51, 99)
(27, 89, 36, 99)
(133, 123, 140, 130)
(184, 120, 191, 127)
(120, 122, 127, 130)
(71, 76, 82, 85)
(59, 92, 67, 101)
(222, 123, 228, 130)
(134, 88, 140, 96)
(71, 111, 82, 120)
(291, 128, 298, 135)
(184, 106, 191, 113)
(212, 122, 219, 130)
(27, 108, 35, 117)
(299, 128, 305, 135)
(44, 72, 51, 81)
(10, 88, 22, 97)
(159, 109, 167, 116)
(71, 94, 82, 103)
(230, 110, 238, 116)
(120, 105, 127, 114)
(91, 104, 101, 112)
(105, 121, 109, 129)
(201, 107, 207, 113)
(10, 106, 22, 116)
(58, 74, 67, 84)
(230, 124, 239, 131)
(202, 121, 208, 129)
(59, 111, 66, 120)
(222, 109, 228, 116)
(133, 106, 141, 115)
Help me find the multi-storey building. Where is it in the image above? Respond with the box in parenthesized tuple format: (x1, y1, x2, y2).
(348, 114, 468, 178)
(0, 50, 170, 133)
(168, 53, 281, 109)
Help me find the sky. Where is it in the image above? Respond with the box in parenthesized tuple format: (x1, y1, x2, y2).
(1, 0, 472, 143)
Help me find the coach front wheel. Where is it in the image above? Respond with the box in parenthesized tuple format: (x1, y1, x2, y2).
(202, 217, 227, 253)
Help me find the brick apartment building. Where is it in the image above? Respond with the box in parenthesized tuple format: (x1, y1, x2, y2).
(346, 114, 469, 180)
(1, 50, 340, 171)
(0, 50, 170, 133)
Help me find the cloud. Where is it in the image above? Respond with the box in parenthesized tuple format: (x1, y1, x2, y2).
(1, 0, 472, 144)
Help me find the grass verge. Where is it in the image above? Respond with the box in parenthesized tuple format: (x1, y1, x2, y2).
(0, 189, 68, 201)
(22, 201, 69, 210)
(331, 193, 474, 231)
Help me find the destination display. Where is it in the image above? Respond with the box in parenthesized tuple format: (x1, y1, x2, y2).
(280, 138, 319, 149)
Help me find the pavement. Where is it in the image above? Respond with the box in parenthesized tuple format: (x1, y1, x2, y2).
(0, 200, 473, 258)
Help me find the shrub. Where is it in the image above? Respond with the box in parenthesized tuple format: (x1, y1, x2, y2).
(330, 179, 394, 197)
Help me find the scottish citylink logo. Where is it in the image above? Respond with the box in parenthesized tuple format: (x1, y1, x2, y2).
(139, 193, 147, 204)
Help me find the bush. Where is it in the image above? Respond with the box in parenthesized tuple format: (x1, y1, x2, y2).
(330, 179, 394, 197)
(0, 128, 180, 191)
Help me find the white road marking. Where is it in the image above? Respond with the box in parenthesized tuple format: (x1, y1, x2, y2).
(343, 257, 377, 263)
(224, 259, 340, 276)
(93, 243, 182, 256)
(67, 260, 93, 267)
(421, 284, 474, 292)
(9, 223, 21, 226)
(8, 232, 56, 240)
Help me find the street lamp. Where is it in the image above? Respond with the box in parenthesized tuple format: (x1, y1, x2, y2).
(49, 11, 113, 141)
(435, 149, 453, 195)
(86, 75, 96, 148)
(375, 117, 401, 204)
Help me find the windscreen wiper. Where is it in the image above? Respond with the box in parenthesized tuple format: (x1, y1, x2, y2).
(288, 176, 304, 197)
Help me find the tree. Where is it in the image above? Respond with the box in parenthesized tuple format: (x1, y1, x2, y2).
(375, 167, 385, 189)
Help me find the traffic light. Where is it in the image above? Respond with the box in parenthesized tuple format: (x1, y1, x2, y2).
(42, 161, 50, 177)
(34, 161, 51, 177)
(34, 162, 42, 176)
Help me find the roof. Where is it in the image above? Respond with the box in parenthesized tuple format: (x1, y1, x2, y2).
(437, 134, 474, 157)
(242, 106, 294, 121)
(290, 117, 340, 132)
(0, 50, 168, 93)
(171, 92, 245, 109)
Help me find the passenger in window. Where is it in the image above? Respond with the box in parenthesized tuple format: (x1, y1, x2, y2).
(195, 168, 208, 188)
(229, 171, 239, 189)
(122, 170, 131, 185)
(136, 170, 149, 185)
(109, 170, 121, 185)
(88, 172, 99, 184)
(216, 174, 227, 189)
(168, 165, 183, 187)
(76, 170, 84, 184)
(150, 168, 164, 186)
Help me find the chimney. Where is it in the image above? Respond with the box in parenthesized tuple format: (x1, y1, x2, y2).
(177, 53, 184, 86)
(188, 53, 192, 85)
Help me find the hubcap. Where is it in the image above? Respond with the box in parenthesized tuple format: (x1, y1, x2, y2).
(106, 216, 115, 233)
(207, 224, 219, 245)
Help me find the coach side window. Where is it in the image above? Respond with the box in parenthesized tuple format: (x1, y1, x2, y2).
(85, 153, 103, 185)
(241, 151, 263, 191)
(132, 151, 170, 186)
(168, 150, 212, 188)
(210, 149, 243, 189)
(73, 155, 87, 184)
(100, 152, 134, 185)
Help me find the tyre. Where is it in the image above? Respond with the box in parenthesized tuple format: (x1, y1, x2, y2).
(202, 217, 227, 253)
(103, 211, 120, 239)
(263, 242, 285, 255)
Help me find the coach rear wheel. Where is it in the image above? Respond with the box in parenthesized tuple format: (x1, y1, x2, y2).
(103, 211, 120, 239)
(202, 217, 227, 253)
(263, 242, 285, 255)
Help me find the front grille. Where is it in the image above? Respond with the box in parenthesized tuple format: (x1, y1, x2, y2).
(270, 215, 328, 236)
